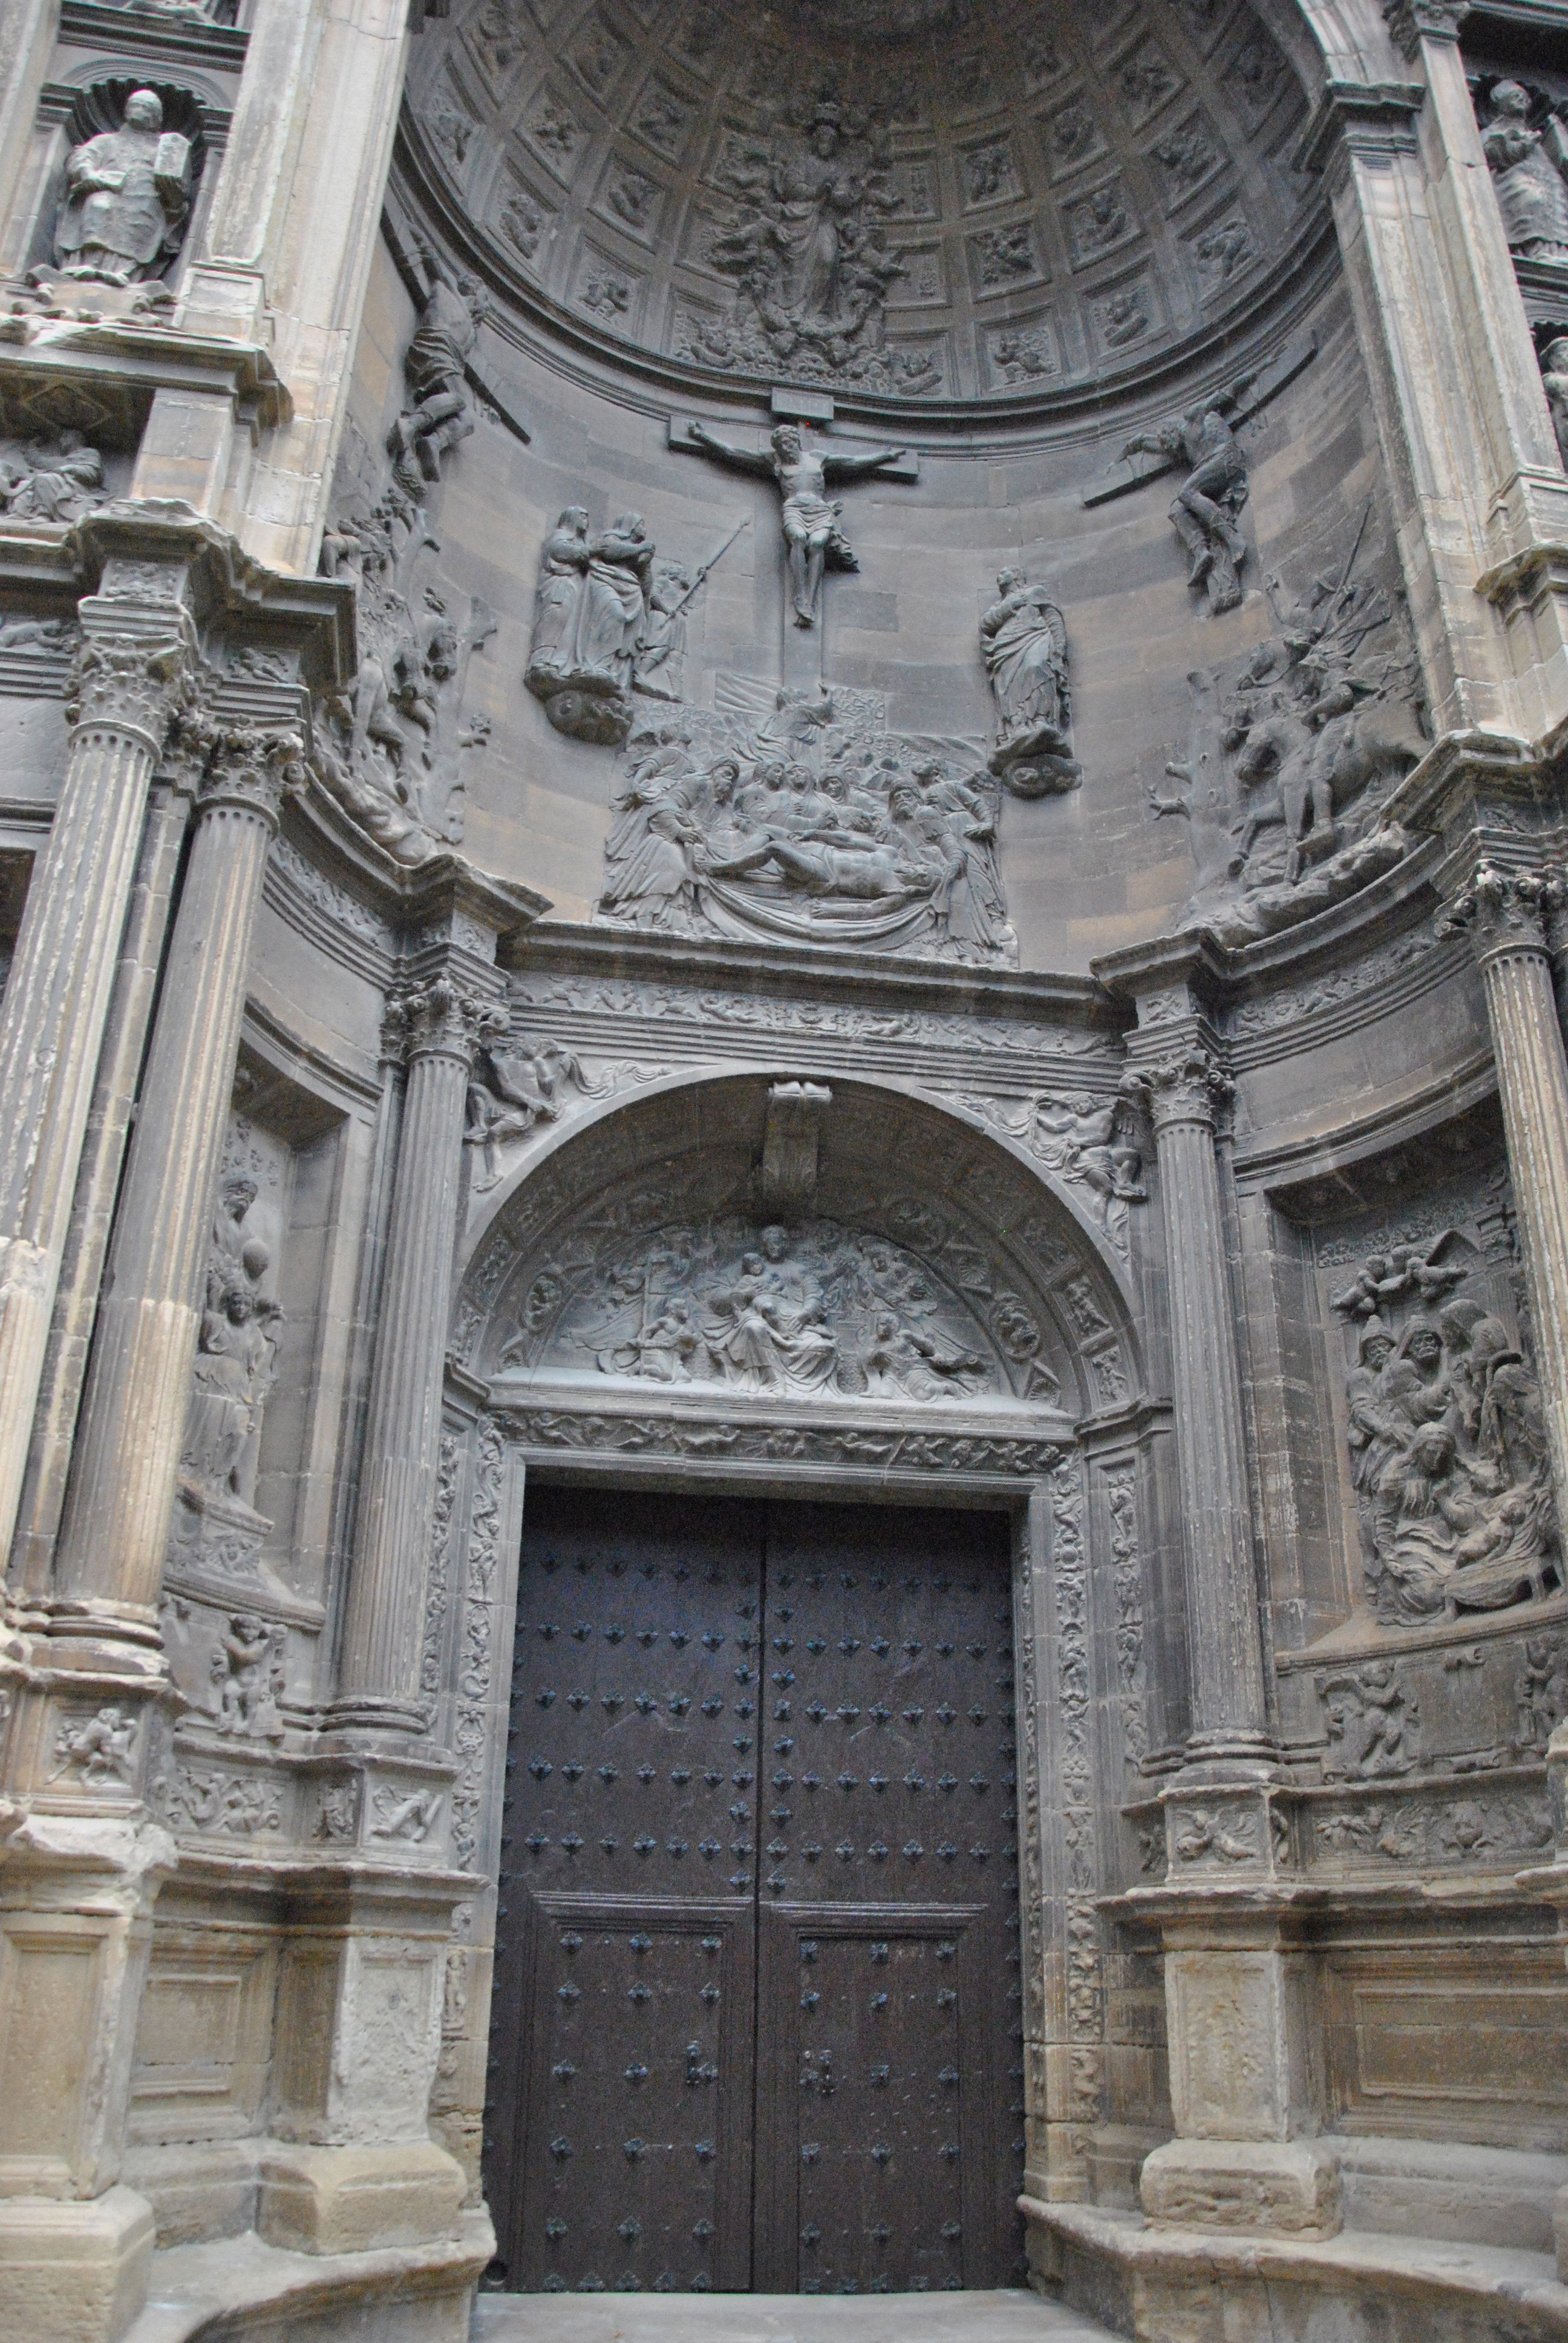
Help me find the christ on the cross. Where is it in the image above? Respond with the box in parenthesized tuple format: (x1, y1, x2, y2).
(682, 419, 908, 628)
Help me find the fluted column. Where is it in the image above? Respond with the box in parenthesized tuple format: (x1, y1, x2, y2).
(0, 598, 193, 1577)
(1142, 1047, 1272, 1768)
(333, 978, 503, 1731)
(51, 725, 299, 1656)
(1443, 863, 1568, 1515)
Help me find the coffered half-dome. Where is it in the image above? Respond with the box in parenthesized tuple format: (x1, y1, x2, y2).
(402, 0, 1316, 405)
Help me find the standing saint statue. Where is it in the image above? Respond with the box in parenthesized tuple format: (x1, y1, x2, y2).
(1481, 81, 1568, 264)
(980, 568, 1081, 795)
(682, 420, 907, 626)
(53, 89, 192, 286)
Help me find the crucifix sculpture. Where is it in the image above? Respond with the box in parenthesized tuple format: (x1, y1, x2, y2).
(679, 418, 910, 628)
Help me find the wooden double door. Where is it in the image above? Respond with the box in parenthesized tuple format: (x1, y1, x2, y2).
(485, 1486, 1026, 2296)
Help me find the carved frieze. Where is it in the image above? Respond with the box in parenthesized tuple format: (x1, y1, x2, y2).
(501, 1407, 1063, 1479)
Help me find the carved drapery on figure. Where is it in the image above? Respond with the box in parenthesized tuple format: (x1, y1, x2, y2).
(499, 1212, 1065, 1404)
(464, 1037, 610, 1189)
(524, 508, 655, 744)
(52, 88, 192, 285)
(677, 92, 938, 395)
(1123, 384, 1252, 614)
(1478, 80, 1568, 266)
(980, 570, 1081, 796)
(388, 244, 488, 496)
(180, 1172, 281, 1513)
(0, 433, 106, 522)
(596, 687, 1014, 964)
(1333, 1231, 1559, 1627)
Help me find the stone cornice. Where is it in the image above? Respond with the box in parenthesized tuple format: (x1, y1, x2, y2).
(1381, 0, 1470, 61)
(1294, 79, 1425, 179)
(0, 311, 289, 437)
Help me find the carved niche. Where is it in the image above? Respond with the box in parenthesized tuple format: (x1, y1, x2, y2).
(595, 683, 1014, 965)
(49, 85, 198, 289)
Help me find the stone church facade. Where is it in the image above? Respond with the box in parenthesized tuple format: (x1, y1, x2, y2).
(4, 0, 1568, 2335)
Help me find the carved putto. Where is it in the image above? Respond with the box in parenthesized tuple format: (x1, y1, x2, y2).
(53, 89, 192, 286)
(979, 569, 1080, 796)
(1334, 1236, 1558, 1627)
(465, 1038, 610, 1189)
(211, 1613, 286, 1738)
(595, 686, 1014, 964)
(524, 508, 655, 744)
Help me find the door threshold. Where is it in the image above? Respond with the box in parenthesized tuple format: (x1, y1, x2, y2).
(472, 2287, 1116, 2342)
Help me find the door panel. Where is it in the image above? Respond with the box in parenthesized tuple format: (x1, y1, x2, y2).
(488, 1486, 1024, 2294)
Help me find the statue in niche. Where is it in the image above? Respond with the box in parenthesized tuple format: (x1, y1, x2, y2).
(680, 421, 907, 628)
(181, 1175, 281, 1510)
(0, 431, 105, 523)
(524, 509, 654, 744)
(594, 690, 1015, 965)
(1480, 80, 1568, 265)
(979, 569, 1082, 796)
(211, 1613, 285, 1738)
(465, 1037, 609, 1188)
(681, 90, 940, 395)
(531, 1215, 1003, 1402)
(1156, 514, 1428, 946)
(1123, 387, 1253, 614)
(1334, 1241, 1559, 1625)
(53, 89, 192, 286)
(388, 243, 488, 493)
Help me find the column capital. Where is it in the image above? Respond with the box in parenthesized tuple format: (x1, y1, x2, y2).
(66, 620, 195, 758)
(197, 724, 305, 829)
(383, 977, 506, 1067)
(1439, 858, 1566, 960)
(1133, 1046, 1235, 1135)
(1381, 0, 1469, 61)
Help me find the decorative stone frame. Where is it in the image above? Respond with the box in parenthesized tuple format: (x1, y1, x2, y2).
(432, 1070, 1175, 2214)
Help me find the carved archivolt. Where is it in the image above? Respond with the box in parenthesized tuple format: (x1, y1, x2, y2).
(454, 1074, 1138, 1419)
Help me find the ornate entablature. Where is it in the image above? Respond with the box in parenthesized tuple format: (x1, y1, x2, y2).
(453, 1073, 1138, 1421)
(400, 0, 1315, 404)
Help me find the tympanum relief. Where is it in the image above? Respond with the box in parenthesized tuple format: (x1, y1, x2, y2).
(498, 1213, 1058, 1404)
(595, 687, 1013, 963)
(1332, 1234, 1558, 1626)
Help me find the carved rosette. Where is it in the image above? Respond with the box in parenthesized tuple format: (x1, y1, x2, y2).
(1135, 1046, 1235, 1135)
(67, 629, 193, 756)
(1440, 860, 1566, 963)
(197, 727, 304, 830)
(383, 978, 506, 1067)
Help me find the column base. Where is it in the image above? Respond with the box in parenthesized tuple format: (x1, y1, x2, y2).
(1140, 2138, 1342, 2238)
(256, 2142, 465, 2256)
(0, 2184, 154, 2343)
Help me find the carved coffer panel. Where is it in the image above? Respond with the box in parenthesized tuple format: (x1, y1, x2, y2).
(1323, 1943, 1568, 2151)
(129, 1927, 278, 2143)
